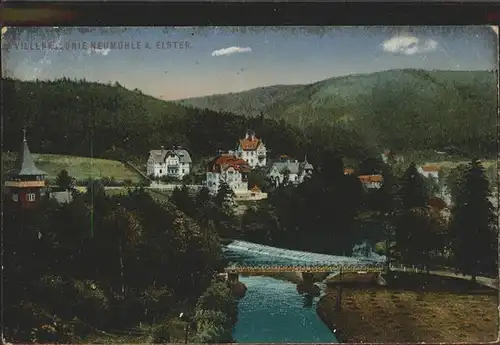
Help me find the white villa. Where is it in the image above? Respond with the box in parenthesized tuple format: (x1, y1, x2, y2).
(235, 130, 267, 169)
(147, 146, 192, 180)
(206, 153, 251, 195)
(268, 155, 314, 187)
(418, 165, 440, 180)
(358, 175, 384, 189)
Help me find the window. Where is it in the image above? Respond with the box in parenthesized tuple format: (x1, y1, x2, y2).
(12, 193, 18, 202)
(27, 193, 36, 202)
(159, 169, 162, 174)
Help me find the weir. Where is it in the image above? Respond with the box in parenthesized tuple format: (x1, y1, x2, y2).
(223, 239, 386, 269)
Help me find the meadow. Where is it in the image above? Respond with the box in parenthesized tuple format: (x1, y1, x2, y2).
(2, 153, 143, 184)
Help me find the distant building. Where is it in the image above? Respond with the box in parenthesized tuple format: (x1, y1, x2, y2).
(235, 130, 267, 169)
(344, 168, 355, 175)
(206, 153, 251, 195)
(381, 149, 403, 164)
(4, 129, 49, 209)
(147, 146, 192, 180)
(50, 191, 73, 204)
(358, 175, 383, 189)
(418, 165, 440, 180)
(268, 155, 314, 187)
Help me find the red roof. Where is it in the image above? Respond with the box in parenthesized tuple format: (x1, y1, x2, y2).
(207, 154, 250, 173)
(251, 185, 261, 192)
(421, 165, 440, 172)
(239, 138, 261, 151)
(358, 175, 383, 183)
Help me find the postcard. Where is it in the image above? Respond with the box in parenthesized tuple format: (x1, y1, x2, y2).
(2, 26, 498, 343)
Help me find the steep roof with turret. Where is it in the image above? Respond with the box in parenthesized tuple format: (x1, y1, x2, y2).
(9, 129, 48, 177)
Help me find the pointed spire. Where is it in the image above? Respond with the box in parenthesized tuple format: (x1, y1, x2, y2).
(10, 128, 48, 177)
(304, 153, 308, 163)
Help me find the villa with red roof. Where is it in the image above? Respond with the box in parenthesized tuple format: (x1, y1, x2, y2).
(358, 174, 384, 189)
(418, 165, 440, 179)
(235, 130, 267, 169)
(206, 153, 251, 195)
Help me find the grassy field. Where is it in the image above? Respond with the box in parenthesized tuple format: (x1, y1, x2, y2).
(82, 316, 192, 344)
(317, 271, 498, 343)
(424, 159, 496, 169)
(3, 153, 143, 183)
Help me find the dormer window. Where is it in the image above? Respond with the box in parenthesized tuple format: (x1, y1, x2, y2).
(12, 193, 18, 202)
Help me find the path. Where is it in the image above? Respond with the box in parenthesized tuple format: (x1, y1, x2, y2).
(390, 265, 498, 290)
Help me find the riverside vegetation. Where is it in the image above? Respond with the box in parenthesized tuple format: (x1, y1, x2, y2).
(3, 70, 498, 342)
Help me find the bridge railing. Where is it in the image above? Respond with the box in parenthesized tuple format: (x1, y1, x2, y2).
(225, 264, 385, 273)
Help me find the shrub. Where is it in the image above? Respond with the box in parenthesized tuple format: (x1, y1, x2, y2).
(139, 286, 174, 322)
(152, 323, 171, 343)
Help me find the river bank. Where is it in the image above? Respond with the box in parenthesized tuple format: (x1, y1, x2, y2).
(316, 271, 498, 343)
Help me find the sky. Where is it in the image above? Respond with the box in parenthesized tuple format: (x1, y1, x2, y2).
(2, 26, 497, 100)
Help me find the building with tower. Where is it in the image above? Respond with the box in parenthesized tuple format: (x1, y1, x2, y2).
(235, 130, 267, 169)
(4, 129, 48, 209)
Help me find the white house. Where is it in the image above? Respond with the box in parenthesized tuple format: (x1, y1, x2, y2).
(358, 175, 384, 189)
(268, 155, 314, 187)
(147, 146, 192, 180)
(235, 130, 267, 169)
(206, 153, 251, 195)
(418, 165, 440, 180)
(381, 149, 403, 164)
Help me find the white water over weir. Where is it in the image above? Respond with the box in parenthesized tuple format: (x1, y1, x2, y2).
(224, 239, 386, 268)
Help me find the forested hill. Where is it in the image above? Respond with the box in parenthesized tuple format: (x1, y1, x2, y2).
(2, 78, 373, 166)
(179, 69, 497, 157)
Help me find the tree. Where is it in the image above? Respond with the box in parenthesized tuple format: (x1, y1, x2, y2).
(395, 206, 447, 271)
(449, 159, 498, 281)
(55, 169, 75, 191)
(103, 205, 143, 296)
(394, 162, 431, 266)
(446, 164, 468, 205)
(399, 162, 429, 210)
(194, 187, 215, 228)
(215, 181, 235, 215)
(171, 185, 195, 218)
(358, 157, 384, 175)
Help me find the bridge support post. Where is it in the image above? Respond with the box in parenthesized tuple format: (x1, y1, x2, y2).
(302, 272, 313, 286)
(336, 285, 343, 311)
(228, 272, 239, 284)
(335, 268, 343, 311)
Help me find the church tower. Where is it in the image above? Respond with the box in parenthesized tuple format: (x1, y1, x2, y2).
(4, 128, 48, 209)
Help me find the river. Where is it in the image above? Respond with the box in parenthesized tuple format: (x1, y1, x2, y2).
(233, 275, 338, 343)
(225, 240, 385, 343)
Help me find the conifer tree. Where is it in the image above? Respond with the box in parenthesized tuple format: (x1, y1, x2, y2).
(449, 159, 498, 281)
(394, 162, 431, 265)
(399, 162, 428, 210)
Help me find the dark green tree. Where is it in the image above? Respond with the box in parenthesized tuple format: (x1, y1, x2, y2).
(171, 185, 195, 218)
(446, 164, 468, 205)
(394, 162, 430, 265)
(399, 162, 429, 210)
(55, 169, 75, 191)
(449, 159, 498, 281)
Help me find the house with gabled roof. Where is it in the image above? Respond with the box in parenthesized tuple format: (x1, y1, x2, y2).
(268, 155, 314, 187)
(235, 130, 267, 169)
(4, 128, 49, 209)
(147, 146, 192, 180)
(358, 174, 383, 189)
(206, 152, 251, 195)
(418, 165, 440, 180)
